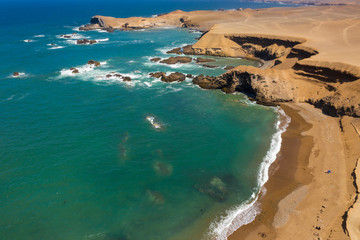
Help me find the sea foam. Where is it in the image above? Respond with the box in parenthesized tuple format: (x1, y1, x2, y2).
(208, 107, 291, 240)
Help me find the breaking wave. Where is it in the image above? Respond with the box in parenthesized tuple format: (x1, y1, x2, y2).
(208, 107, 291, 240)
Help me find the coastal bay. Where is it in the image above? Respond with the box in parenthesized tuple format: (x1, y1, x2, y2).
(1, 0, 360, 239)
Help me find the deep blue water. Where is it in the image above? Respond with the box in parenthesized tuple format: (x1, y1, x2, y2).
(0, 1, 294, 240)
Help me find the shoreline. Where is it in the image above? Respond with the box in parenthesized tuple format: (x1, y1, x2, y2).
(228, 103, 314, 239)
(228, 103, 360, 239)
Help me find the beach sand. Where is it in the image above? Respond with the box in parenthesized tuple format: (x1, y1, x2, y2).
(229, 103, 360, 239)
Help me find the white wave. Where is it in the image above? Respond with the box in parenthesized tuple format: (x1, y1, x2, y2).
(34, 34, 45, 38)
(208, 107, 291, 240)
(165, 86, 183, 92)
(96, 38, 109, 42)
(10, 72, 26, 78)
(23, 39, 34, 43)
(0, 93, 28, 103)
(49, 46, 64, 50)
(66, 40, 77, 45)
(128, 60, 135, 63)
(144, 82, 152, 87)
(47, 43, 57, 46)
(60, 62, 107, 76)
(96, 29, 108, 33)
(72, 26, 80, 31)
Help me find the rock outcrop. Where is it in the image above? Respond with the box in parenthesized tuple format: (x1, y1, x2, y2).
(150, 57, 161, 62)
(149, 72, 165, 78)
(77, 39, 97, 45)
(160, 56, 192, 64)
(195, 57, 216, 63)
(80, 6, 360, 117)
(161, 72, 186, 82)
(88, 60, 101, 66)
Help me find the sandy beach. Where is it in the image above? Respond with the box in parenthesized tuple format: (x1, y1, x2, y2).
(80, 1, 360, 238)
(228, 103, 360, 239)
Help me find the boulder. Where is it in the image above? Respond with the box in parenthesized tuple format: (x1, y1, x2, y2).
(224, 66, 235, 70)
(202, 64, 217, 68)
(166, 47, 182, 54)
(182, 45, 195, 55)
(105, 73, 122, 78)
(161, 72, 186, 82)
(150, 57, 161, 62)
(186, 74, 193, 78)
(70, 68, 79, 74)
(160, 56, 192, 64)
(166, 45, 194, 55)
(13, 72, 20, 77)
(76, 39, 97, 45)
(196, 58, 216, 63)
(192, 75, 227, 89)
(123, 76, 132, 82)
(149, 72, 165, 78)
(87, 60, 101, 67)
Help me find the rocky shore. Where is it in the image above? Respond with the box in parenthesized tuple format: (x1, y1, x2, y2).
(81, 2, 360, 239)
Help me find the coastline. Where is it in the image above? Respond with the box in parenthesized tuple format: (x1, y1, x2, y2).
(63, 1, 360, 238)
(228, 103, 314, 239)
(229, 103, 360, 239)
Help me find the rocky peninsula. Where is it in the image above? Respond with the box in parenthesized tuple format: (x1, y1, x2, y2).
(81, 2, 360, 239)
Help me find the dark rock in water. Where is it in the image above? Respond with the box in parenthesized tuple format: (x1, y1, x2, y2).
(76, 38, 97, 45)
(149, 72, 165, 78)
(166, 47, 182, 54)
(146, 190, 165, 204)
(13, 72, 20, 77)
(193, 176, 228, 202)
(202, 64, 217, 68)
(193, 75, 227, 89)
(104, 27, 114, 33)
(166, 45, 194, 55)
(161, 72, 186, 82)
(182, 45, 195, 55)
(196, 57, 216, 63)
(186, 74, 193, 78)
(224, 66, 235, 70)
(87, 60, 101, 67)
(123, 76, 132, 82)
(160, 56, 192, 64)
(150, 57, 161, 62)
(105, 73, 122, 78)
(70, 67, 79, 74)
(153, 161, 173, 176)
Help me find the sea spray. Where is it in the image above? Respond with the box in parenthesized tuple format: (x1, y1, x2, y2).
(208, 107, 291, 240)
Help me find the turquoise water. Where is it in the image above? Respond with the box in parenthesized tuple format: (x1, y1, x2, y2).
(0, 1, 293, 240)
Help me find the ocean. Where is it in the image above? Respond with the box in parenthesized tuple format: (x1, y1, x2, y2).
(0, 1, 294, 239)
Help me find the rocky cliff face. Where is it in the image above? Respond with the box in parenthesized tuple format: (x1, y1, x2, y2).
(81, 8, 360, 117)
